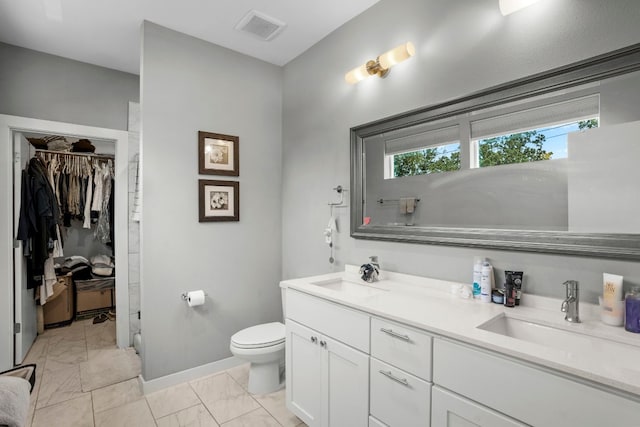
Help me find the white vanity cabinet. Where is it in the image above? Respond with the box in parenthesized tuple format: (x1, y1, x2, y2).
(285, 290, 370, 427)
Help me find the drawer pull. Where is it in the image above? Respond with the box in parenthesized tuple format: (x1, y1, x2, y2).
(379, 370, 409, 387)
(311, 336, 317, 344)
(380, 327, 410, 341)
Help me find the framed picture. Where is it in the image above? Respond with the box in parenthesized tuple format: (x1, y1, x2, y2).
(198, 131, 239, 176)
(199, 180, 239, 222)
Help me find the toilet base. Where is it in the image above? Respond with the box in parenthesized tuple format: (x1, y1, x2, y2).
(248, 360, 284, 395)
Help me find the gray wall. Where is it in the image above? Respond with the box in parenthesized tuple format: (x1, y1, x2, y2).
(282, 0, 640, 303)
(140, 22, 283, 380)
(0, 42, 138, 130)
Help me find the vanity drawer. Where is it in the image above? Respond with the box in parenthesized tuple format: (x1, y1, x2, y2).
(433, 338, 640, 427)
(286, 289, 370, 353)
(371, 317, 432, 381)
(370, 358, 431, 427)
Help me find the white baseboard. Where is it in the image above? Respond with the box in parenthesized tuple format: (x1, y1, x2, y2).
(139, 356, 245, 395)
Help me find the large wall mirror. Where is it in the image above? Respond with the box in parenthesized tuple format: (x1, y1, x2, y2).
(350, 43, 640, 260)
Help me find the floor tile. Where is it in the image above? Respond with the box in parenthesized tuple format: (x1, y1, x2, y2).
(254, 389, 302, 427)
(44, 323, 86, 344)
(146, 382, 201, 419)
(190, 373, 260, 424)
(92, 378, 144, 413)
(45, 338, 87, 370)
(80, 347, 141, 391)
(94, 398, 155, 427)
(85, 321, 117, 350)
(155, 404, 219, 427)
(221, 408, 281, 427)
(36, 365, 85, 409)
(225, 364, 249, 390)
(31, 394, 93, 427)
(22, 337, 50, 365)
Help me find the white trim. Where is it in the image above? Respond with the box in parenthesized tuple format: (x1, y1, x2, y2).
(139, 356, 244, 394)
(0, 114, 129, 370)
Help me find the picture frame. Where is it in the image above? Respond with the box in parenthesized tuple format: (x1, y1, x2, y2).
(199, 180, 240, 222)
(198, 131, 239, 176)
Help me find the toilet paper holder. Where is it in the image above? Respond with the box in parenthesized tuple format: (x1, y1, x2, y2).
(181, 291, 209, 301)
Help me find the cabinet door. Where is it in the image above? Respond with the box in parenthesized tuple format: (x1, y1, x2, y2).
(286, 320, 323, 427)
(431, 386, 525, 427)
(322, 335, 369, 427)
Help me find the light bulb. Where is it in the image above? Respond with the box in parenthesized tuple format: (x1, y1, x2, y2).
(378, 42, 416, 70)
(345, 63, 371, 85)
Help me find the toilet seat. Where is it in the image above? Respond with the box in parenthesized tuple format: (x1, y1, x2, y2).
(231, 322, 285, 349)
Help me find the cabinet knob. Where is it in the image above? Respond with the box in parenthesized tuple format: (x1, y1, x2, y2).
(311, 336, 317, 343)
(320, 340, 327, 348)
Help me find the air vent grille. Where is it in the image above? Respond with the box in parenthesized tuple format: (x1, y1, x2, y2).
(235, 10, 286, 41)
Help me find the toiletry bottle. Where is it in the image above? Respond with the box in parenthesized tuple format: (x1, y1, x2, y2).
(625, 286, 640, 333)
(480, 259, 492, 303)
(472, 257, 482, 299)
(602, 273, 624, 326)
(504, 272, 516, 307)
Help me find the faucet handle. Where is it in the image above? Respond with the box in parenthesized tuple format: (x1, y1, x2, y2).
(563, 280, 578, 289)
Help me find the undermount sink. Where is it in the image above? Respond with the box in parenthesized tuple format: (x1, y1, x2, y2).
(478, 314, 640, 365)
(310, 277, 388, 298)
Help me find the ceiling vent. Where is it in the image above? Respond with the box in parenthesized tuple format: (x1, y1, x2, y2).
(235, 10, 287, 41)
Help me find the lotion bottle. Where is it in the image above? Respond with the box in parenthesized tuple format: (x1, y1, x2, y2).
(602, 273, 624, 326)
(480, 259, 493, 303)
(472, 257, 482, 299)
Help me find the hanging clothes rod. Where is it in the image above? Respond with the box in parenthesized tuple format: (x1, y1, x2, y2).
(377, 198, 421, 204)
(35, 149, 115, 159)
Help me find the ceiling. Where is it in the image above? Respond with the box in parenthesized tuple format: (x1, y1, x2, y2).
(0, 0, 380, 75)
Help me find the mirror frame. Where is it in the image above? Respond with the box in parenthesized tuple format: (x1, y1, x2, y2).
(350, 43, 640, 260)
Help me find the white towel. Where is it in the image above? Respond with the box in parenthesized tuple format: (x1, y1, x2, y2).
(406, 197, 416, 214)
(0, 377, 30, 427)
(399, 198, 408, 214)
(39, 256, 57, 306)
(327, 216, 337, 232)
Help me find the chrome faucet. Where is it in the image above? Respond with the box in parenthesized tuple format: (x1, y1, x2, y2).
(561, 280, 580, 323)
(360, 256, 380, 283)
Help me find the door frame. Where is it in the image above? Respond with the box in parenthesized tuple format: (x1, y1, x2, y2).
(0, 114, 130, 370)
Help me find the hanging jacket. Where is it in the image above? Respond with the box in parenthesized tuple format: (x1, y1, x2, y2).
(17, 158, 61, 288)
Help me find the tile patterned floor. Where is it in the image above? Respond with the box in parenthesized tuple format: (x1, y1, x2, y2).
(20, 320, 305, 427)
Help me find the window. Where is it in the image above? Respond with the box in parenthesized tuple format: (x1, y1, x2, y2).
(470, 94, 600, 168)
(475, 118, 599, 167)
(382, 93, 600, 176)
(390, 143, 460, 177)
(384, 125, 460, 178)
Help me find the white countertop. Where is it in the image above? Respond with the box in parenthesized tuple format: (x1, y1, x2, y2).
(280, 265, 640, 397)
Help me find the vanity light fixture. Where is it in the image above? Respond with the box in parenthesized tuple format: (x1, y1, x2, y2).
(345, 42, 416, 85)
(499, 0, 541, 16)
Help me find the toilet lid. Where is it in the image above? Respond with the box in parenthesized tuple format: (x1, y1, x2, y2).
(231, 322, 285, 348)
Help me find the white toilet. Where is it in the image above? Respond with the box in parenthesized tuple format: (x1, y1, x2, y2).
(230, 290, 286, 394)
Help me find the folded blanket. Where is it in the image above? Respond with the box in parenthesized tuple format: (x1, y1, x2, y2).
(0, 377, 30, 427)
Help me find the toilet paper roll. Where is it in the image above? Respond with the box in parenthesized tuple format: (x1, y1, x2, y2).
(187, 290, 206, 307)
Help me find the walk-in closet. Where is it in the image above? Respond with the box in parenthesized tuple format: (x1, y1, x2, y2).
(14, 132, 119, 361)
(16, 133, 116, 333)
